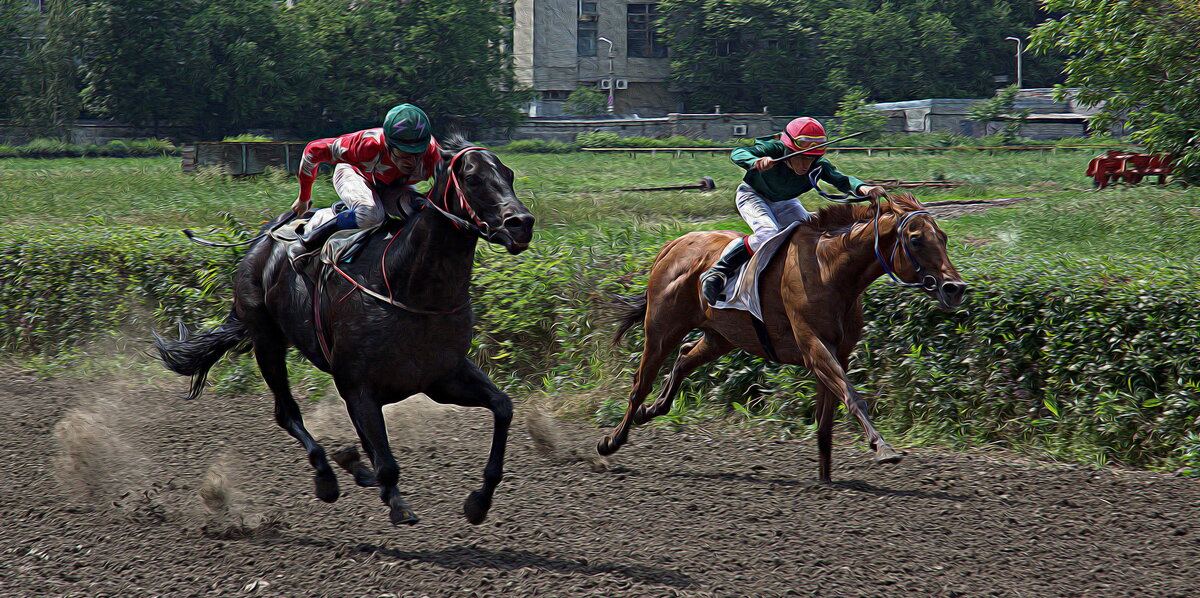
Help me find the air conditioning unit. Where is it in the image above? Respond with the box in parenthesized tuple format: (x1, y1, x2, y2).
(615, 78, 629, 89)
(732, 124, 748, 136)
(598, 79, 611, 90)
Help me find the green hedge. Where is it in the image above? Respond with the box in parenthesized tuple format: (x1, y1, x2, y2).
(0, 226, 241, 353)
(3, 225, 1197, 473)
(0, 137, 180, 159)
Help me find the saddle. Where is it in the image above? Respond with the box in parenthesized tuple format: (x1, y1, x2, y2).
(711, 222, 802, 321)
(273, 191, 425, 275)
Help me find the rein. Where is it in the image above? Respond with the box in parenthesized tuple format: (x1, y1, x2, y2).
(426, 146, 489, 237)
(807, 166, 936, 290)
(322, 145, 490, 317)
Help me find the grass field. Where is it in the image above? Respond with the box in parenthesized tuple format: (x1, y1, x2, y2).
(6, 148, 1197, 258)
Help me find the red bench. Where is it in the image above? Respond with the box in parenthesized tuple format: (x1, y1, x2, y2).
(1086, 151, 1174, 189)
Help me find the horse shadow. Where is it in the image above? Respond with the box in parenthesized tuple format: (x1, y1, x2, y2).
(831, 478, 972, 502)
(355, 544, 696, 588)
(248, 535, 694, 588)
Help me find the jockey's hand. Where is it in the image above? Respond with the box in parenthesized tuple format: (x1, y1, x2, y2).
(752, 157, 776, 171)
(858, 185, 887, 200)
(290, 197, 312, 217)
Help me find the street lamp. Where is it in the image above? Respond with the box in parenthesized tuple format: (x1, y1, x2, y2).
(1004, 36, 1023, 89)
(598, 36, 615, 114)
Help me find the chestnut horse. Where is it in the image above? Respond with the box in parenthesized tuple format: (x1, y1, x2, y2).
(600, 192, 967, 481)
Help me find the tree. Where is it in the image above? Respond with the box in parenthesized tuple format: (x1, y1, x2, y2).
(290, 0, 529, 135)
(73, 0, 198, 132)
(563, 87, 607, 116)
(833, 89, 890, 142)
(0, 0, 35, 121)
(1031, 0, 1200, 181)
(967, 85, 1030, 144)
(12, 0, 79, 137)
(656, 0, 830, 115)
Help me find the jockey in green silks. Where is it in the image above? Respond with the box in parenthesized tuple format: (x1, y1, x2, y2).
(700, 117, 886, 305)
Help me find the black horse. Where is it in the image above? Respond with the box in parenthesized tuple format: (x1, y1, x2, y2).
(155, 136, 535, 525)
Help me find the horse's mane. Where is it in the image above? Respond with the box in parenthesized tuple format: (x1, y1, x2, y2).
(804, 191, 925, 233)
(805, 192, 926, 268)
(438, 130, 477, 153)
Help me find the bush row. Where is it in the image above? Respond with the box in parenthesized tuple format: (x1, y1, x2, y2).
(0, 137, 180, 159)
(3, 226, 1197, 473)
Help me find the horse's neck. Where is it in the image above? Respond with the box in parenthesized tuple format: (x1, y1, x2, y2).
(382, 210, 477, 306)
(811, 215, 898, 298)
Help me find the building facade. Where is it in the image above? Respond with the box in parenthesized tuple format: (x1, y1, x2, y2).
(512, 0, 675, 117)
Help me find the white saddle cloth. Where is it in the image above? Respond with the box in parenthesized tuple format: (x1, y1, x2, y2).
(711, 222, 801, 320)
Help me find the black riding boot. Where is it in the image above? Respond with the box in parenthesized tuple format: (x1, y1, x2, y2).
(298, 218, 343, 251)
(700, 240, 751, 304)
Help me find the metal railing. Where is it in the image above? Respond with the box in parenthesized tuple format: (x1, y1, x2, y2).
(580, 145, 1130, 158)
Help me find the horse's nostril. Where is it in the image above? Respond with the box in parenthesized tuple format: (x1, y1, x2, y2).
(943, 282, 967, 296)
(504, 213, 535, 231)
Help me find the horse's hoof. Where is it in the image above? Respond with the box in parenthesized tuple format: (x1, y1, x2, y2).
(596, 437, 618, 456)
(389, 507, 420, 526)
(314, 474, 340, 503)
(876, 446, 905, 465)
(352, 466, 379, 488)
(463, 489, 493, 525)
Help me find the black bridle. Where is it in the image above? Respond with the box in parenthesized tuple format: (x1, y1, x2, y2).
(808, 166, 938, 291)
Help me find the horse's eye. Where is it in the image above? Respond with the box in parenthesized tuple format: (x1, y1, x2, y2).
(909, 235, 923, 246)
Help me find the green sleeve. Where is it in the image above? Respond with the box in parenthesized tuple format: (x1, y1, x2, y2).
(817, 159, 866, 195)
(731, 139, 786, 170)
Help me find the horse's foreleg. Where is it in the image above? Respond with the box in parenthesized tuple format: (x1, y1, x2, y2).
(800, 337, 902, 475)
(426, 361, 512, 525)
(343, 391, 418, 525)
(635, 333, 732, 424)
(815, 386, 836, 482)
(253, 332, 339, 502)
(598, 327, 686, 456)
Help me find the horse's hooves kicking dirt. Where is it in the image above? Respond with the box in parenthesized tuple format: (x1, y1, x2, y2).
(390, 508, 420, 526)
(596, 437, 618, 456)
(875, 446, 905, 465)
(463, 490, 492, 525)
(329, 445, 378, 487)
(313, 474, 339, 503)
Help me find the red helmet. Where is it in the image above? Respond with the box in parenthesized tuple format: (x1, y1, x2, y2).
(782, 117, 827, 155)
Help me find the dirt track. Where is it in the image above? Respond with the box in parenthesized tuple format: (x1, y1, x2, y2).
(2, 367, 1199, 597)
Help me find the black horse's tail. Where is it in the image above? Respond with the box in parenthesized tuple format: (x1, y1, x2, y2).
(611, 292, 648, 346)
(154, 311, 249, 400)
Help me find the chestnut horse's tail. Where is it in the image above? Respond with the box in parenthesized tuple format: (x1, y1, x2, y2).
(611, 292, 648, 345)
(612, 234, 697, 345)
(153, 311, 249, 400)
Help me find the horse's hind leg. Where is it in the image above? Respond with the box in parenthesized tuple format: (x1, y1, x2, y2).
(425, 360, 513, 525)
(342, 389, 419, 525)
(598, 323, 691, 456)
(635, 332, 732, 424)
(252, 331, 339, 502)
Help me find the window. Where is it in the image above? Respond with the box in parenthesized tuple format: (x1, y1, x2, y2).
(578, 1, 598, 57)
(627, 3, 667, 58)
(542, 90, 571, 101)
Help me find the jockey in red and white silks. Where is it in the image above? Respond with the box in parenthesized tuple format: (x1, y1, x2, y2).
(290, 104, 441, 247)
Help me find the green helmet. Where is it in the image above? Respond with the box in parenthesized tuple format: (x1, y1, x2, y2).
(382, 104, 432, 153)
